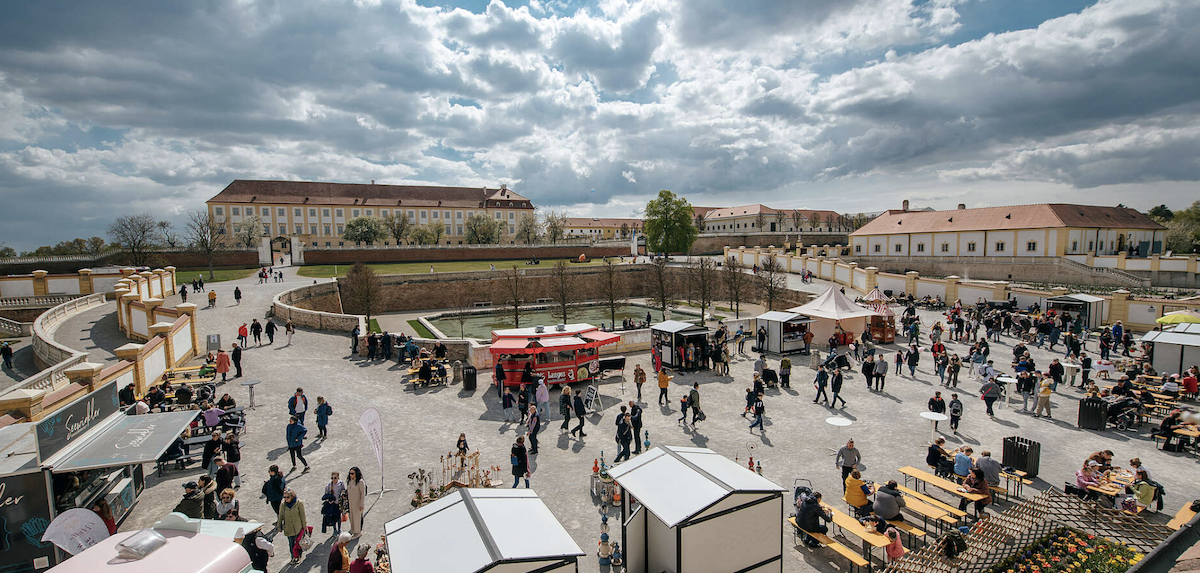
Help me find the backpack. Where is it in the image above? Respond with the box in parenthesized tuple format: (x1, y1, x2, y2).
(242, 530, 269, 569)
(941, 530, 968, 559)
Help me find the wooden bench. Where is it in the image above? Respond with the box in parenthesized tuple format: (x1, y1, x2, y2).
(989, 484, 1010, 502)
(896, 484, 967, 520)
(1167, 504, 1198, 530)
(787, 517, 870, 572)
(887, 519, 926, 546)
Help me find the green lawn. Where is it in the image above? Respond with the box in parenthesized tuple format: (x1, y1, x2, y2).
(176, 267, 259, 283)
(296, 257, 619, 278)
(407, 319, 435, 338)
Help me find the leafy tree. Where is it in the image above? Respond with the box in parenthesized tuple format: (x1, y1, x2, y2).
(723, 256, 749, 318)
(0, 242, 16, 259)
(343, 216, 388, 244)
(425, 221, 446, 244)
(542, 210, 568, 244)
(596, 258, 625, 329)
(1163, 220, 1199, 254)
(686, 258, 719, 323)
(465, 213, 502, 244)
(233, 214, 264, 248)
(382, 212, 412, 244)
(643, 190, 699, 253)
(408, 222, 445, 245)
(1174, 201, 1200, 225)
(646, 256, 674, 316)
(185, 210, 226, 281)
(85, 237, 108, 257)
(108, 213, 163, 266)
(341, 262, 383, 321)
(549, 260, 576, 324)
(496, 265, 524, 327)
(757, 254, 787, 311)
(515, 213, 542, 244)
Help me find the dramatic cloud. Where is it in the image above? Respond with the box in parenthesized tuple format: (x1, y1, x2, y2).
(0, 0, 1198, 250)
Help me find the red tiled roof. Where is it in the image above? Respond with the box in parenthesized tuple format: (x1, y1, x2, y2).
(704, 204, 842, 221)
(851, 204, 1163, 236)
(208, 180, 534, 209)
(564, 217, 643, 228)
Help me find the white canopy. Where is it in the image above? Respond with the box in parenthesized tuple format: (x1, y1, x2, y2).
(384, 489, 583, 573)
(652, 320, 707, 334)
(608, 445, 784, 528)
(755, 311, 812, 323)
(788, 287, 878, 320)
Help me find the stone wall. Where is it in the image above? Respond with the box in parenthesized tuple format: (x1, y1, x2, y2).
(0, 250, 258, 275)
(846, 256, 1125, 286)
(690, 233, 848, 255)
(302, 244, 630, 266)
(272, 282, 363, 332)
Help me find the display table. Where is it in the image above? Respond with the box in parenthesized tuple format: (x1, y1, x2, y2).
(240, 379, 261, 409)
(920, 412, 949, 441)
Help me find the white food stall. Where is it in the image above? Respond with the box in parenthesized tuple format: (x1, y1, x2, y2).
(1045, 293, 1105, 330)
(650, 321, 711, 369)
(611, 445, 786, 573)
(384, 488, 584, 573)
(1140, 323, 1200, 376)
(787, 287, 877, 348)
(753, 311, 815, 355)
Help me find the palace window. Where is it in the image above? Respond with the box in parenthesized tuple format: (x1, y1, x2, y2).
(295, 208, 302, 217)
(262, 208, 270, 216)
(967, 242, 977, 252)
(995, 242, 1006, 252)
(310, 209, 317, 217)
(278, 224, 286, 235)
(894, 244, 902, 253)
(941, 243, 949, 252)
(232, 207, 240, 216)
(916, 243, 925, 252)
(1026, 241, 1037, 252)
(214, 206, 223, 216)
(323, 209, 331, 217)
(365, 210, 372, 217)
(335, 209, 343, 218)
(310, 224, 317, 235)
(278, 208, 286, 217)
(855, 245, 862, 253)
(324, 224, 331, 235)
(353, 209, 360, 218)
(873, 244, 881, 253)
(262, 224, 269, 235)
(337, 224, 344, 234)
(295, 224, 302, 234)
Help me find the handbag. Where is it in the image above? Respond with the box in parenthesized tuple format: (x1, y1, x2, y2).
(511, 455, 519, 466)
(298, 527, 314, 551)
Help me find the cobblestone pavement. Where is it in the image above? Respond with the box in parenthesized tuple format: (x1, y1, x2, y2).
(85, 267, 1197, 573)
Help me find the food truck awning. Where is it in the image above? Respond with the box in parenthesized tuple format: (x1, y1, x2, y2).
(536, 336, 586, 350)
(489, 336, 590, 355)
(579, 330, 621, 348)
(1046, 293, 1105, 305)
(489, 338, 535, 354)
(652, 320, 706, 334)
(385, 489, 584, 573)
(755, 311, 813, 324)
(0, 423, 39, 476)
(50, 410, 199, 473)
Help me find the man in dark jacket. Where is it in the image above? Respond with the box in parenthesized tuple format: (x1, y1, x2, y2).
(231, 343, 243, 378)
(202, 430, 223, 474)
(571, 390, 587, 437)
(175, 384, 194, 406)
(629, 401, 644, 453)
(265, 320, 277, 344)
(250, 319, 263, 345)
(119, 383, 136, 407)
(797, 492, 832, 541)
(614, 407, 632, 463)
(559, 388, 573, 431)
(874, 480, 906, 521)
(927, 391, 946, 429)
(812, 367, 829, 404)
(1048, 358, 1065, 390)
(174, 481, 204, 518)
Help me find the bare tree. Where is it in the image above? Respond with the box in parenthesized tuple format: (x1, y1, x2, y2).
(791, 210, 805, 232)
(596, 258, 625, 328)
(754, 212, 767, 232)
(723, 256, 749, 318)
(515, 213, 541, 244)
(548, 260, 577, 324)
(382, 212, 412, 245)
(185, 210, 226, 281)
(646, 256, 673, 316)
(774, 211, 787, 232)
(158, 220, 182, 248)
(448, 286, 475, 339)
(497, 265, 524, 327)
(758, 254, 788, 311)
(108, 213, 162, 266)
(341, 262, 383, 322)
(619, 222, 630, 238)
(233, 214, 264, 248)
(694, 212, 708, 232)
(809, 212, 822, 231)
(687, 258, 719, 323)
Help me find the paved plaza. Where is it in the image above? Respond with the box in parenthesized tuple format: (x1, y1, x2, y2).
(96, 266, 1197, 573)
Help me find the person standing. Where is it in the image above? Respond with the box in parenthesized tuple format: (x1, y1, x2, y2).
(947, 354, 961, 388)
(350, 325, 360, 354)
(812, 366, 829, 404)
(873, 355, 888, 391)
(657, 368, 671, 405)
(571, 390, 587, 437)
(286, 416, 310, 473)
(349, 543, 373, 573)
(1034, 374, 1054, 419)
(614, 407, 632, 463)
(238, 323, 249, 346)
(526, 405, 540, 455)
(836, 439, 861, 489)
(927, 391, 946, 429)
(780, 357, 792, 388)
(630, 401, 644, 454)
(234, 286, 242, 305)
(285, 319, 295, 346)
(265, 320, 277, 345)
(830, 367, 847, 408)
(535, 380, 550, 424)
(214, 457, 239, 493)
(511, 436, 530, 488)
(1048, 358, 1064, 391)
(502, 387, 516, 423)
(231, 343, 243, 378)
(315, 396, 333, 439)
(633, 364, 646, 400)
(202, 430, 223, 477)
(346, 467, 366, 537)
(276, 489, 308, 565)
(802, 329, 814, 355)
(264, 465, 287, 515)
(749, 392, 765, 433)
(215, 348, 231, 382)
(558, 387, 572, 431)
(251, 319, 263, 345)
(174, 481, 205, 518)
(1080, 353, 1093, 387)
(1016, 371, 1035, 412)
(1, 342, 12, 370)
(289, 388, 309, 426)
(948, 393, 963, 434)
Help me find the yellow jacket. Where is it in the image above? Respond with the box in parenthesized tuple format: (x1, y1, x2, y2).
(845, 476, 870, 508)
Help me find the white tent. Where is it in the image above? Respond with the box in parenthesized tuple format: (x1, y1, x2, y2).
(787, 287, 877, 347)
(611, 445, 786, 573)
(1140, 323, 1200, 376)
(384, 489, 584, 573)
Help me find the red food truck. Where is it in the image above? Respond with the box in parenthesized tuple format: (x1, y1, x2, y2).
(491, 324, 620, 386)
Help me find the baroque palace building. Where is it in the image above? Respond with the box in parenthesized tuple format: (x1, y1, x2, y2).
(206, 180, 535, 246)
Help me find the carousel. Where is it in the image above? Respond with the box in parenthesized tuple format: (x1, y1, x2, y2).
(861, 287, 897, 343)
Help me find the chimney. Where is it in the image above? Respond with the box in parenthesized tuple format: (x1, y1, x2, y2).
(902, 200, 909, 212)
(957, 204, 966, 210)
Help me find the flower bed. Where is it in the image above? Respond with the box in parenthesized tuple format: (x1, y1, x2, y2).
(991, 527, 1143, 573)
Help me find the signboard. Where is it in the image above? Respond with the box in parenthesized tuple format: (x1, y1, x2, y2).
(50, 410, 199, 473)
(0, 470, 56, 572)
(37, 381, 120, 461)
(358, 408, 385, 477)
(583, 384, 599, 412)
(206, 334, 221, 352)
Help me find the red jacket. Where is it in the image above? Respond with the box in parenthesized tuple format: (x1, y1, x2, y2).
(215, 352, 231, 374)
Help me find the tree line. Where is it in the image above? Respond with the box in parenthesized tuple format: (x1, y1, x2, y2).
(339, 210, 573, 246)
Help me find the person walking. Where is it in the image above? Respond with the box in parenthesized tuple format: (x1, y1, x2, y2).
(526, 405, 540, 455)
(214, 456, 239, 493)
(315, 396, 333, 439)
(861, 356, 875, 391)
(1080, 352, 1093, 387)
(231, 343, 243, 378)
(285, 319, 295, 345)
(905, 345, 920, 377)
(1016, 372, 1035, 412)
(234, 286, 242, 305)
(251, 319, 263, 345)
(657, 368, 671, 405)
(558, 387, 572, 431)
(614, 407, 632, 463)
(286, 416, 310, 473)
(749, 392, 766, 433)
(207, 289, 217, 308)
(265, 320, 277, 345)
(238, 323, 249, 347)
(179, 285, 188, 304)
(947, 354, 961, 388)
(688, 383, 703, 426)
(535, 380, 550, 424)
(350, 325, 360, 354)
(289, 388, 309, 425)
(836, 439, 861, 489)
(830, 367, 847, 408)
(264, 465, 287, 515)
(511, 436, 530, 488)
(1034, 374, 1054, 419)
(928, 391, 947, 429)
(812, 366, 830, 404)
(874, 355, 888, 391)
(346, 467, 366, 537)
(571, 390, 587, 438)
(276, 489, 308, 565)
(633, 364, 646, 400)
(0, 342, 12, 370)
(215, 348, 231, 382)
(980, 378, 1001, 417)
(948, 393, 963, 434)
(630, 401, 644, 454)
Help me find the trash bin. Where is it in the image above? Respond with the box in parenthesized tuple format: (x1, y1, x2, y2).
(1001, 436, 1042, 479)
(1077, 397, 1108, 431)
(462, 365, 477, 391)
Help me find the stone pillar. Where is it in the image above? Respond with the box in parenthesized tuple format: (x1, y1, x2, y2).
(1188, 255, 1198, 286)
(78, 268, 94, 295)
(113, 287, 130, 333)
(1086, 253, 1094, 266)
(905, 271, 919, 296)
(865, 267, 879, 291)
(121, 292, 140, 336)
(176, 303, 201, 358)
(143, 298, 164, 335)
(945, 275, 960, 303)
(723, 246, 729, 260)
(0, 388, 48, 421)
(752, 247, 762, 266)
(139, 271, 156, 298)
(152, 269, 168, 297)
(31, 270, 48, 296)
(992, 281, 1011, 301)
(1116, 250, 1127, 270)
(120, 267, 137, 277)
(150, 322, 175, 367)
(114, 343, 147, 395)
(64, 361, 105, 392)
(847, 262, 858, 288)
(164, 266, 177, 294)
(1109, 290, 1130, 326)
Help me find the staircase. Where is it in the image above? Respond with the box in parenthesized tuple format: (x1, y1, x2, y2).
(1057, 257, 1147, 288)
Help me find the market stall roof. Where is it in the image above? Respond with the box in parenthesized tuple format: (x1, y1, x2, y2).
(1140, 330, 1200, 348)
(1046, 293, 1105, 304)
(608, 445, 784, 528)
(536, 336, 586, 349)
(492, 323, 596, 339)
(0, 422, 38, 475)
(651, 320, 707, 334)
(384, 489, 584, 573)
(869, 303, 896, 317)
(49, 410, 198, 473)
(579, 330, 621, 347)
(862, 288, 892, 303)
(1172, 323, 1200, 334)
(755, 311, 814, 324)
(489, 338, 534, 353)
(788, 287, 878, 320)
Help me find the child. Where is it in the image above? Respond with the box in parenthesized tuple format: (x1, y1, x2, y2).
(743, 388, 755, 418)
(321, 492, 341, 534)
(315, 396, 333, 439)
(884, 527, 906, 562)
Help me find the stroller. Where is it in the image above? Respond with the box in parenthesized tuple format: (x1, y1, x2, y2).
(761, 368, 778, 389)
(1106, 396, 1142, 431)
(823, 352, 851, 371)
(790, 479, 821, 547)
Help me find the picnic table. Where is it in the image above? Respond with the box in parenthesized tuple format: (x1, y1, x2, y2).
(1167, 504, 1198, 530)
(821, 502, 890, 568)
(898, 466, 985, 514)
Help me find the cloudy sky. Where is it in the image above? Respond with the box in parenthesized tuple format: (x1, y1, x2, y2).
(2, 0, 1199, 250)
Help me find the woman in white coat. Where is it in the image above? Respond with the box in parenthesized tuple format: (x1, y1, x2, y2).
(347, 466, 367, 537)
